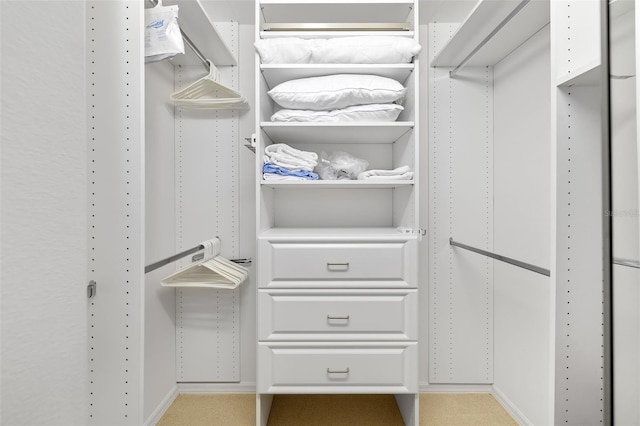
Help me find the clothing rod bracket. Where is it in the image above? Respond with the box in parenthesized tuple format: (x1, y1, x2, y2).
(145, 244, 252, 274)
(87, 280, 97, 299)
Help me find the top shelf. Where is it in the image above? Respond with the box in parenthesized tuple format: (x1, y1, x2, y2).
(259, 226, 417, 242)
(259, 1, 415, 26)
(430, 0, 549, 68)
(162, 0, 236, 66)
(259, 30, 414, 39)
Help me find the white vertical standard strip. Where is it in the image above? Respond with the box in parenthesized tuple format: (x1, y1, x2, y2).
(428, 23, 493, 384)
(555, 86, 606, 425)
(175, 22, 241, 383)
(552, 1, 607, 422)
(87, 1, 144, 424)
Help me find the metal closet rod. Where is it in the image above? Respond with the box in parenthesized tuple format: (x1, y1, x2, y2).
(449, 0, 531, 78)
(613, 258, 640, 270)
(449, 238, 550, 277)
(145, 244, 252, 274)
(149, 0, 210, 71)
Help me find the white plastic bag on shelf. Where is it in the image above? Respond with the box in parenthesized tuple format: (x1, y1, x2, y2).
(315, 151, 369, 180)
(145, 1, 184, 63)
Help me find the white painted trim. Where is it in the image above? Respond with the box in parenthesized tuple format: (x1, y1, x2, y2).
(143, 386, 179, 426)
(177, 382, 258, 393)
(491, 385, 532, 426)
(146, 383, 529, 426)
(419, 383, 493, 393)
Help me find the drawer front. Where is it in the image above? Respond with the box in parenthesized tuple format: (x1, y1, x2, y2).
(258, 342, 417, 393)
(258, 289, 417, 341)
(259, 240, 417, 287)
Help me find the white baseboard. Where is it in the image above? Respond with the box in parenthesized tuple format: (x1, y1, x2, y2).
(419, 383, 494, 393)
(144, 385, 179, 426)
(491, 385, 532, 426)
(144, 381, 532, 426)
(177, 382, 258, 393)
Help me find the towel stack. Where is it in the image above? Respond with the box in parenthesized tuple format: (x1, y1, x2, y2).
(263, 143, 319, 181)
(357, 165, 413, 181)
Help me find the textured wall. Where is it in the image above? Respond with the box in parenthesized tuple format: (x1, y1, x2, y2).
(1, 1, 87, 424)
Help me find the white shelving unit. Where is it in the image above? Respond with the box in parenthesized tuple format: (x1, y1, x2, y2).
(260, 64, 414, 87)
(260, 122, 414, 144)
(255, 0, 420, 424)
(258, 0, 416, 39)
(551, 0, 609, 424)
(261, 180, 414, 189)
(428, 0, 608, 423)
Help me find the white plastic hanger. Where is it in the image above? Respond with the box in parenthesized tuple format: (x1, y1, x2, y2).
(161, 238, 249, 289)
(170, 60, 250, 110)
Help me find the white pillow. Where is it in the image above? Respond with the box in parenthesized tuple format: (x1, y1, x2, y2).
(268, 74, 406, 111)
(254, 37, 422, 64)
(271, 104, 404, 122)
(254, 38, 313, 64)
(311, 36, 422, 64)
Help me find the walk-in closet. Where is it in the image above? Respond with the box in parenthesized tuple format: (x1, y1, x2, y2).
(1, 0, 638, 425)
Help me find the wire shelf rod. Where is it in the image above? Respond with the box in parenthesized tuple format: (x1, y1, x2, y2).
(145, 244, 251, 274)
(449, 237, 550, 277)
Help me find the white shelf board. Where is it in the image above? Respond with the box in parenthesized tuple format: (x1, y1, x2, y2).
(260, 30, 414, 39)
(261, 180, 414, 189)
(163, 0, 236, 66)
(260, 2, 414, 25)
(261, 122, 414, 144)
(557, 62, 602, 87)
(259, 0, 414, 4)
(430, 0, 550, 68)
(259, 226, 416, 241)
(260, 64, 414, 88)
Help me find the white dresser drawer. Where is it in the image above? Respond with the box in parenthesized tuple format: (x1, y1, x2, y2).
(258, 289, 417, 341)
(257, 342, 418, 393)
(258, 239, 418, 288)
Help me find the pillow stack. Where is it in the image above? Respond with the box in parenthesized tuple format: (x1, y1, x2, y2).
(255, 36, 422, 64)
(268, 74, 406, 122)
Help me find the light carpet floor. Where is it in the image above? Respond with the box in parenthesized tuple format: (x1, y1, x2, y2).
(156, 393, 518, 425)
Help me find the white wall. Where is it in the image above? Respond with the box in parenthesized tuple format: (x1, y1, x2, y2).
(0, 1, 88, 424)
(492, 27, 553, 426)
(144, 60, 178, 420)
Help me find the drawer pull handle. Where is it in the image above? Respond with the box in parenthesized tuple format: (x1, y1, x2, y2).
(327, 315, 350, 321)
(327, 368, 350, 374)
(327, 262, 349, 272)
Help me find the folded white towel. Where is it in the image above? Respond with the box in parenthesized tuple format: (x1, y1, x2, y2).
(264, 143, 318, 171)
(360, 171, 414, 180)
(266, 143, 318, 162)
(263, 173, 311, 181)
(263, 154, 317, 172)
(357, 165, 413, 181)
